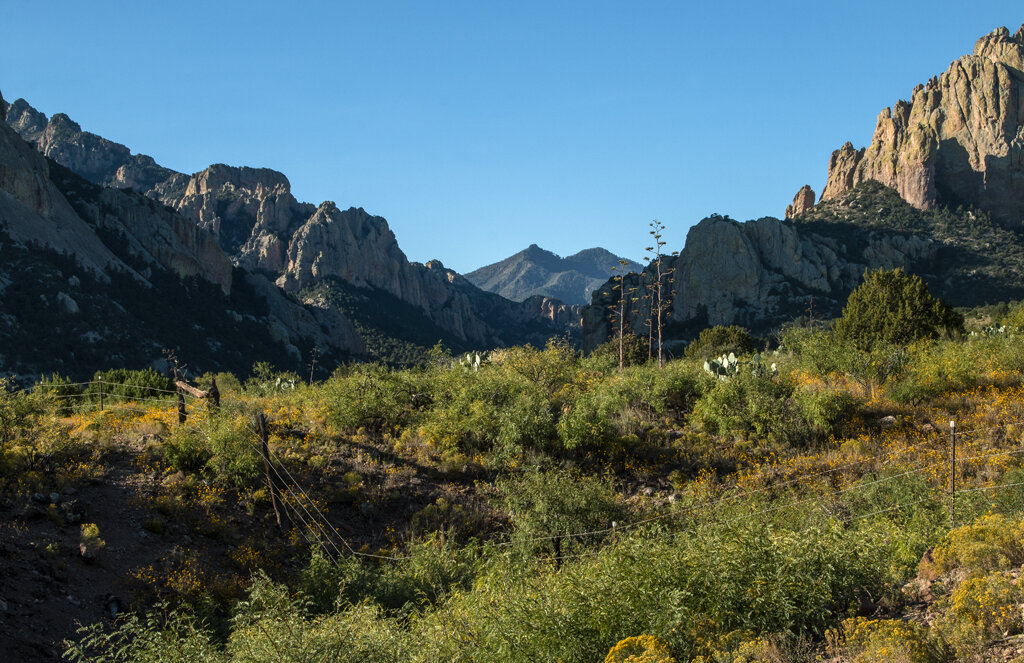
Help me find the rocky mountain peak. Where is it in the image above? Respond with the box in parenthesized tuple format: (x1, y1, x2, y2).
(6, 99, 48, 144)
(818, 23, 1024, 228)
(0, 89, 5, 122)
(974, 24, 1024, 69)
(466, 244, 641, 305)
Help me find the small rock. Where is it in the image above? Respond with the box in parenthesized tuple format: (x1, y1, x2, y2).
(879, 416, 898, 429)
(49, 493, 60, 505)
(31, 493, 47, 504)
(103, 594, 121, 620)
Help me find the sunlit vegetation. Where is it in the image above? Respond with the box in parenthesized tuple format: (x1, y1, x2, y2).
(7, 274, 1024, 661)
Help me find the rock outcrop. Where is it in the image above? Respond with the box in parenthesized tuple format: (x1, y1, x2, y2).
(820, 24, 1024, 227)
(785, 185, 816, 219)
(583, 208, 938, 352)
(5, 101, 180, 195)
(167, 164, 313, 268)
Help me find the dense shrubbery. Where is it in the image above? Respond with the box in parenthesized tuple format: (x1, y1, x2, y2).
(19, 284, 1024, 661)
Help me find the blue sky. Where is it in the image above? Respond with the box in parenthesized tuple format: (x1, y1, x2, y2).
(2, 2, 1021, 273)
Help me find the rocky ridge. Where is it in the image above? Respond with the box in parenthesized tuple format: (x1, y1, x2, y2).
(5, 99, 577, 356)
(0, 87, 364, 378)
(817, 24, 1024, 227)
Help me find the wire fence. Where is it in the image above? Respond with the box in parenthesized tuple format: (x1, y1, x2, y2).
(12, 378, 1024, 567)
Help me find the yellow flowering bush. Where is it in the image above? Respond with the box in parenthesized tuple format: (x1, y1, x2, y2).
(605, 635, 676, 663)
(932, 514, 1024, 579)
(933, 570, 1024, 658)
(828, 617, 933, 663)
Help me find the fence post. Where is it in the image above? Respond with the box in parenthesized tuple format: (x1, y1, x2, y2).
(950, 420, 956, 529)
(255, 413, 288, 533)
(177, 385, 187, 425)
(98, 376, 104, 412)
(208, 377, 220, 412)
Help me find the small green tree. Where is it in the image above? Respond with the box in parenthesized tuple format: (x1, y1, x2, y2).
(497, 468, 624, 561)
(834, 268, 963, 351)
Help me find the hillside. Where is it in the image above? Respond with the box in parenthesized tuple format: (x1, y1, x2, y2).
(0, 90, 362, 381)
(4, 100, 578, 364)
(7, 313, 1024, 660)
(465, 244, 641, 305)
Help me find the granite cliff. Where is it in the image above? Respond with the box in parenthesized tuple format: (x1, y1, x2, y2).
(817, 24, 1024, 227)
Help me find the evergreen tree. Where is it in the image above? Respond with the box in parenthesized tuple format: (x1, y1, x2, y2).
(834, 268, 964, 351)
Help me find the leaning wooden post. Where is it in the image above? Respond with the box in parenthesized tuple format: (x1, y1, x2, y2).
(255, 413, 287, 533)
(97, 376, 104, 412)
(208, 377, 220, 411)
(950, 420, 956, 529)
(177, 385, 187, 424)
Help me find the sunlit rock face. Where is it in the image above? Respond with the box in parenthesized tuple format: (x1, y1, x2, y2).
(821, 24, 1024, 228)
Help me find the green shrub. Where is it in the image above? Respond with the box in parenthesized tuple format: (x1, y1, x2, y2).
(691, 371, 802, 447)
(299, 535, 478, 617)
(684, 325, 757, 360)
(34, 374, 82, 416)
(780, 326, 855, 377)
(203, 411, 261, 488)
(230, 577, 407, 662)
(588, 333, 653, 369)
(163, 427, 213, 474)
(497, 468, 625, 558)
(65, 605, 224, 663)
(323, 363, 421, 435)
(791, 383, 856, 437)
(418, 368, 554, 462)
(85, 368, 176, 402)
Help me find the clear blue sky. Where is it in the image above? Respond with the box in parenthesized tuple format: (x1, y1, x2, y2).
(1, 2, 1021, 273)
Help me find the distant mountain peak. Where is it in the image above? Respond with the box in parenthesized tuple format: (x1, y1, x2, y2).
(465, 244, 641, 305)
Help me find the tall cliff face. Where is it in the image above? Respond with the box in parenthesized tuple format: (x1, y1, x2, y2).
(5, 99, 576, 355)
(820, 24, 1024, 227)
(166, 164, 313, 269)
